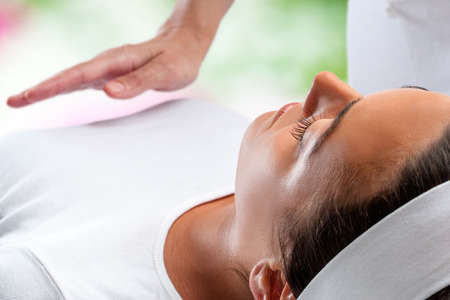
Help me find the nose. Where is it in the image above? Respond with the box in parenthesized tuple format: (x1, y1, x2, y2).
(302, 71, 361, 118)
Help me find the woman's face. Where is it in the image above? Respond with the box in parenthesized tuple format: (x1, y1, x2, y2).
(235, 71, 450, 255)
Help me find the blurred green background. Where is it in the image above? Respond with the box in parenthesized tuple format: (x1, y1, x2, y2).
(0, 0, 347, 130)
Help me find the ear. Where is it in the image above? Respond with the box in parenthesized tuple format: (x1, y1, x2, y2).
(249, 259, 295, 300)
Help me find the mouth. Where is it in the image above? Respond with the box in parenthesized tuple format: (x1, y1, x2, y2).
(269, 102, 299, 128)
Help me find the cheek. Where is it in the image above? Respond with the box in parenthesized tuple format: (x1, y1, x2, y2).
(235, 126, 300, 219)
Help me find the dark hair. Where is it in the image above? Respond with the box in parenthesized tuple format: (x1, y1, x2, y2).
(280, 125, 450, 298)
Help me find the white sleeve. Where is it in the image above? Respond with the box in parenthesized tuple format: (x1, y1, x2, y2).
(0, 246, 63, 300)
(347, 0, 450, 95)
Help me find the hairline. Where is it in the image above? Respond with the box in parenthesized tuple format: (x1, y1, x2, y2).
(280, 124, 450, 297)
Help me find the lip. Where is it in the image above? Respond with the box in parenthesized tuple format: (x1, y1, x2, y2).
(269, 102, 299, 128)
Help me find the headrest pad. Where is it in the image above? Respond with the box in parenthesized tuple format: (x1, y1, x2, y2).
(298, 180, 450, 300)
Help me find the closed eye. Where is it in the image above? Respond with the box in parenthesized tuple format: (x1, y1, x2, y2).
(291, 114, 323, 142)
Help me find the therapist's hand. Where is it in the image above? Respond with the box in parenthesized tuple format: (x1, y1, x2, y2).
(7, 27, 207, 108)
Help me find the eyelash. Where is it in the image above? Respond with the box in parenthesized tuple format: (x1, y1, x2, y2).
(291, 114, 323, 142)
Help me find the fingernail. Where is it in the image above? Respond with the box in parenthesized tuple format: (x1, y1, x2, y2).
(24, 90, 32, 103)
(107, 81, 125, 93)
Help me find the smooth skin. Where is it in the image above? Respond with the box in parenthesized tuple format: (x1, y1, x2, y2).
(7, 0, 234, 107)
(164, 71, 450, 299)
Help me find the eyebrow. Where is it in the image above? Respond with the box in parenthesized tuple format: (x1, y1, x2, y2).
(308, 98, 361, 157)
(401, 85, 429, 91)
(308, 85, 429, 157)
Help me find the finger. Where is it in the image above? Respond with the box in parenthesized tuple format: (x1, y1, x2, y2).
(7, 64, 99, 108)
(8, 73, 78, 108)
(7, 92, 29, 108)
(7, 46, 141, 107)
(104, 55, 171, 99)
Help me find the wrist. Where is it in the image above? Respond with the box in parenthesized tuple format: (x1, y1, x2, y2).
(156, 25, 211, 62)
(158, 0, 234, 56)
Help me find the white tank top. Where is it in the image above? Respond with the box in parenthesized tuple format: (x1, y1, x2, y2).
(0, 99, 250, 299)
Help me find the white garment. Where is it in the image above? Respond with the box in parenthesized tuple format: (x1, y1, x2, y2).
(0, 99, 250, 300)
(347, 0, 450, 96)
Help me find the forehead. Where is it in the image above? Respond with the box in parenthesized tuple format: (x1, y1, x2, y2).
(321, 88, 450, 169)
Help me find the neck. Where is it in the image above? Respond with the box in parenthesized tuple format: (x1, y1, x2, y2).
(164, 194, 253, 300)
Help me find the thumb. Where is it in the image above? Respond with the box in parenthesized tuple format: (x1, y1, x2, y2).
(104, 59, 170, 99)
